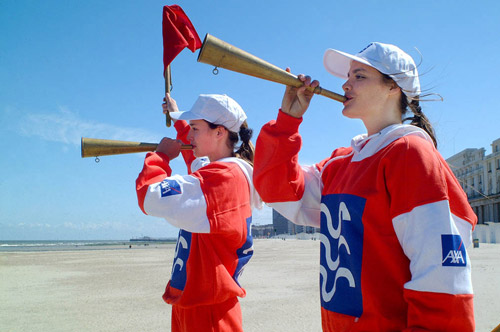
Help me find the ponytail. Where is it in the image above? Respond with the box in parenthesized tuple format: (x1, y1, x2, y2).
(227, 121, 255, 166)
(401, 98, 437, 148)
(382, 73, 438, 148)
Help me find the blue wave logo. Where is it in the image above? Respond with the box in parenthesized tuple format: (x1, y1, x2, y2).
(234, 217, 254, 286)
(170, 230, 192, 291)
(319, 194, 365, 317)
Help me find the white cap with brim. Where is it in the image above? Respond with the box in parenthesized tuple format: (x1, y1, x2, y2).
(323, 42, 421, 100)
(170, 94, 247, 133)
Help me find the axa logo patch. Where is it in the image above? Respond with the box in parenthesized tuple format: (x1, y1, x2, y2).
(160, 179, 181, 197)
(441, 234, 466, 267)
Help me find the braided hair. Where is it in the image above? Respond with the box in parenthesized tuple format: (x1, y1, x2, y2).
(401, 98, 437, 148)
(382, 74, 438, 148)
(229, 121, 255, 166)
(206, 120, 255, 165)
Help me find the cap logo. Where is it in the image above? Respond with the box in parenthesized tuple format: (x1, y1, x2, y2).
(358, 43, 373, 54)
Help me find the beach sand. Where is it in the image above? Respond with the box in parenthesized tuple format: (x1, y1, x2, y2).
(1, 239, 499, 332)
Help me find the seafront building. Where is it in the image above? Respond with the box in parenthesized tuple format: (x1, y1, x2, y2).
(271, 209, 318, 235)
(446, 138, 500, 224)
(251, 223, 275, 238)
(251, 208, 318, 237)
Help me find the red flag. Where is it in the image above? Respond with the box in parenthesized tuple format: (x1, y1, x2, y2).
(162, 5, 202, 75)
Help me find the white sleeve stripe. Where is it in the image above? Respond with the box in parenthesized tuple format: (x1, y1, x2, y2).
(268, 164, 322, 227)
(144, 174, 210, 233)
(452, 213, 473, 249)
(270, 153, 354, 227)
(392, 200, 473, 295)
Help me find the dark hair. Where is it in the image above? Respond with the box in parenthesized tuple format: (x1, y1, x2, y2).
(206, 120, 255, 165)
(382, 74, 438, 148)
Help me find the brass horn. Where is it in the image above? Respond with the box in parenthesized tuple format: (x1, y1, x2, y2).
(81, 137, 192, 158)
(197, 34, 346, 103)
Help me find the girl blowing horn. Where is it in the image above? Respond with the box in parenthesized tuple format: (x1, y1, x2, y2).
(253, 42, 476, 331)
(136, 93, 261, 332)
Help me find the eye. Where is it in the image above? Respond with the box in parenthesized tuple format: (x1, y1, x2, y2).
(355, 74, 365, 79)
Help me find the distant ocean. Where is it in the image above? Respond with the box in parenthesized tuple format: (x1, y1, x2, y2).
(0, 239, 176, 252)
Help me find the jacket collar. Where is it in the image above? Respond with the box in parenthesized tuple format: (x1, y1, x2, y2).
(350, 124, 433, 162)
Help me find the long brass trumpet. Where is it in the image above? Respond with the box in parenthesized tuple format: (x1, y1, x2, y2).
(197, 34, 346, 103)
(81, 137, 192, 158)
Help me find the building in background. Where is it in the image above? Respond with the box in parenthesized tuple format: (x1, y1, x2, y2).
(251, 209, 319, 237)
(272, 209, 290, 235)
(272, 209, 318, 235)
(251, 224, 274, 238)
(446, 138, 500, 224)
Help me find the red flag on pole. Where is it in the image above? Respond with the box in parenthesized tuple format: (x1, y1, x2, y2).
(162, 5, 202, 75)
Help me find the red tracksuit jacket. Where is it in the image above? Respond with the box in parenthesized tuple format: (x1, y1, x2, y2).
(136, 120, 260, 308)
(253, 111, 477, 331)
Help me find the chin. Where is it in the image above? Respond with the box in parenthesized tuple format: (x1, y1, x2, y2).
(342, 108, 353, 118)
(342, 108, 360, 119)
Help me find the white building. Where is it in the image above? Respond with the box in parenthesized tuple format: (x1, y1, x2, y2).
(446, 138, 500, 224)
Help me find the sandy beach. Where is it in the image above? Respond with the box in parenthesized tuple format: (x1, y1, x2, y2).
(1, 239, 499, 332)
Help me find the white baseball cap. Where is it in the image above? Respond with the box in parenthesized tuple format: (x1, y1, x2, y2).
(323, 42, 421, 100)
(170, 94, 247, 133)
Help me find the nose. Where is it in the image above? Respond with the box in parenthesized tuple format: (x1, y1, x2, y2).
(342, 80, 351, 92)
(187, 129, 194, 142)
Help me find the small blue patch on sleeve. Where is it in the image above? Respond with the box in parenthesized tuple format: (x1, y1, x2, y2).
(441, 234, 466, 267)
(160, 179, 182, 197)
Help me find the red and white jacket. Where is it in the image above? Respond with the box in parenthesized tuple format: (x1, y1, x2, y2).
(253, 111, 477, 331)
(136, 120, 261, 308)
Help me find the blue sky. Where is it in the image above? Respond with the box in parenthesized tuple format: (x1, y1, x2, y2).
(1, 0, 499, 240)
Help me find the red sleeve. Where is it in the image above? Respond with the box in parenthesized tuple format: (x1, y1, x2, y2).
(174, 119, 195, 173)
(385, 136, 475, 331)
(253, 110, 305, 202)
(135, 152, 173, 214)
(403, 289, 474, 331)
(385, 136, 448, 218)
(386, 135, 477, 225)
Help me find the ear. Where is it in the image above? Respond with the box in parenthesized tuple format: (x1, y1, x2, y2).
(389, 81, 403, 93)
(388, 82, 401, 96)
(215, 126, 227, 139)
